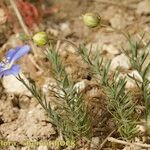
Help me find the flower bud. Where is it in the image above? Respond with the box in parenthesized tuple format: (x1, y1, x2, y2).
(82, 13, 100, 28)
(32, 32, 48, 46)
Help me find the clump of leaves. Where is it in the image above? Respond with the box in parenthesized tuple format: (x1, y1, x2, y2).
(77, 44, 137, 139)
(17, 45, 92, 143)
(122, 34, 150, 125)
(105, 74, 137, 139)
(46, 46, 92, 141)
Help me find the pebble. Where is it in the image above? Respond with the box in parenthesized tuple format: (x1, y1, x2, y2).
(60, 22, 71, 37)
(110, 54, 130, 70)
(2, 73, 31, 96)
(136, 125, 146, 133)
(136, 0, 150, 15)
(74, 80, 88, 92)
(91, 137, 100, 148)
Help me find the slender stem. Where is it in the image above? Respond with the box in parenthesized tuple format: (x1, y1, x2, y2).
(108, 137, 150, 148)
(9, 0, 29, 35)
(49, 38, 79, 50)
(100, 24, 127, 37)
(98, 130, 115, 150)
(9, 0, 41, 58)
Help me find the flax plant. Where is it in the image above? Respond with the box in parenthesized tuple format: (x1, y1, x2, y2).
(46, 45, 92, 141)
(77, 44, 137, 139)
(105, 74, 137, 139)
(17, 44, 91, 144)
(122, 34, 150, 125)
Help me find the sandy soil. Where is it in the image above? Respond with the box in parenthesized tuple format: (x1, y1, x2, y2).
(0, 0, 150, 149)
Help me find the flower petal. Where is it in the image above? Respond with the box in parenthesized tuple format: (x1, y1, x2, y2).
(5, 49, 16, 61)
(5, 47, 22, 62)
(10, 45, 31, 63)
(0, 64, 20, 78)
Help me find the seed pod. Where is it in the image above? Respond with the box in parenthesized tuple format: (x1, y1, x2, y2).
(32, 32, 48, 46)
(83, 13, 100, 28)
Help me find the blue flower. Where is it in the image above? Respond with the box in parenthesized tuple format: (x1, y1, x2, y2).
(0, 45, 31, 78)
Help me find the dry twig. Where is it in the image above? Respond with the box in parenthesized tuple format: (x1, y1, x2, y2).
(98, 130, 115, 150)
(9, 0, 29, 35)
(108, 137, 150, 148)
(10, 0, 43, 73)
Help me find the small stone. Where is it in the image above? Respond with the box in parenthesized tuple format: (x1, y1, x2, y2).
(110, 54, 130, 70)
(136, 0, 150, 15)
(2, 73, 31, 96)
(60, 22, 71, 36)
(74, 80, 88, 92)
(136, 125, 146, 133)
(91, 137, 99, 148)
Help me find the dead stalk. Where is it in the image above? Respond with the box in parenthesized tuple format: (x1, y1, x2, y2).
(98, 130, 115, 150)
(108, 137, 150, 148)
(9, 0, 29, 35)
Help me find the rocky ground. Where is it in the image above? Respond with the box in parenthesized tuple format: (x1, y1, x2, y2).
(1, 0, 150, 149)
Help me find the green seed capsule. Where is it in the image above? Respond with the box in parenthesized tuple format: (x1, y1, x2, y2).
(32, 32, 48, 46)
(83, 13, 100, 28)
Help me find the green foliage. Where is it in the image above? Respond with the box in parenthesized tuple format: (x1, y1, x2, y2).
(46, 46, 91, 140)
(77, 45, 137, 139)
(46, 46, 68, 86)
(17, 34, 145, 141)
(106, 75, 137, 139)
(17, 45, 92, 142)
(123, 34, 150, 123)
(78, 45, 110, 86)
(122, 34, 150, 75)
